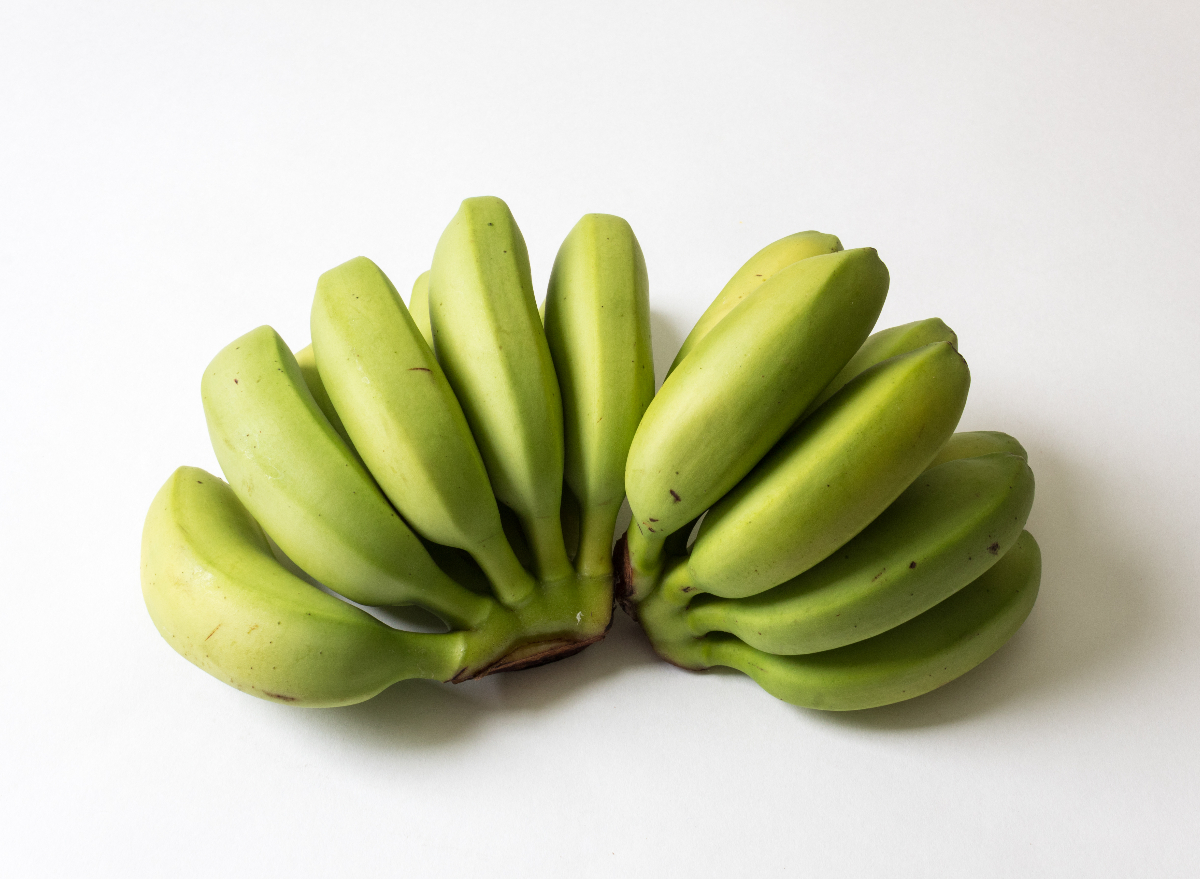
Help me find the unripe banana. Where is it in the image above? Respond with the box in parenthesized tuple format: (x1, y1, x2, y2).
(310, 256, 535, 607)
(623, 248, 889, 596)
(544, 213, 655, 577)
(141, 467, 468, 706)
(928, 430, 1027, 469)
(201, 325, 489, 627)
(429, 197, 572, 582)
(799, 317, 958, 421)
(409, 270, 435, 348)
(667, 230, 843, 375)
(685, 453, 1034, 653)
(680, 340, 970, 599)
(703, 531, 1041, 710)
(293, 343, 354, 448)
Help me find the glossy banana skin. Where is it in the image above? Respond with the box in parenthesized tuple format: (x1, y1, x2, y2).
(544, 214, 655, 577)
(429, 196, 573, 582)
(683, 340, 970, 600)
(141, 467, 467, 706)
(201, 325, 488, 627)
(684, 453, 1034, 653)
(310, 256, 535, 607)
(624, 248, 889, 595)
(667, 230, 843, 375)
(703, 531, 1041, 710)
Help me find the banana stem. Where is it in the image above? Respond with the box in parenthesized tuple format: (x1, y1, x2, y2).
(420, 569, 499, 631)
(521, 512, 575, 584)
(473, 531, 537, 608)
(626, 526, 668, 600)
(575, 499, 622, 579)
(389, 629, 471, 682)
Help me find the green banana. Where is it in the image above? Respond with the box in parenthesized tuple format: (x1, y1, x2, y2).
(683, 452, 1034, 654)
(677, 340, 970, 600)
(293, 343, 354, 448)
(928, 430, 1027, 469)
(622, 248, 890, 597)
(141, 467, 468, 706)
(200, 325, 488, 627)
(429, 196, 573, 582)
(667, 230, 843, 375)
(798, 317, 958, 421)
(310, 256, 535, 607)
(544, 213, 655, 577)
(702, 531, 1042, 710)
(409, 270, 435, 348)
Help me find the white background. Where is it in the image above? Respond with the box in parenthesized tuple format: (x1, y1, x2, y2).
(2, 2, 1197, 875)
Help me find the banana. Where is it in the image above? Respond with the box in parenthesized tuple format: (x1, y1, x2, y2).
(310, 256, 535, 607)
(676, 340, 970, 600)
(408, 270, 435, 348)
(928, 430, 1027, 469)
(201, 325, 490, 627)
(141, 467, 468, 706)
(798, 317, 958, 421)
(543, 213, 655, 577)
(429, 196, 573, 582)
(622, 248, 889, 597)
(667, 230, 843, 375)
(702, 531, 1042, 710)
(683, 452, 1034, 653)
(293, 343, 354, 448)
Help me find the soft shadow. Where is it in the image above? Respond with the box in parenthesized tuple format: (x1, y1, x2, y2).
(650, 308, 687, 390)
(806, 440, 1158, 731)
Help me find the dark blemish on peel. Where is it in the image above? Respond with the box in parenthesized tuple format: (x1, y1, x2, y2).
(909, 561, 917, 569)
(408, 367, 431, 372)
(205, 624, 221, 641)
(262, 691, 298, 702)
(670, 490, 681, 502)
(233, 378, 238, 384)
(648, 518, 658, 522)
(682, 586, 694, 593)
(988, 542, 1000, 554)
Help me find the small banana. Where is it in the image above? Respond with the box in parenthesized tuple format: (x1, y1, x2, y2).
(408, 270, 435, 348)
(429, 196, 573, 582)
(798, 317, 958, 421)
(293, 343, 355, 448)
(622, 248, 890, 598)
(683, 452, 1034, 654)
(928, 430, 1027, 469)
(678, 340, 970, 600)
(702, 531, 1042, 710)
(141, 467, 470, 706)
(667, 230, 843, 375)
(201, 325, 489, 626)
(310, 256, 535, 607)
(543, 213, 655, 577)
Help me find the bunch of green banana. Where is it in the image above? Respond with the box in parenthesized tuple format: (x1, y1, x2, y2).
(141, 196, 653, 705)
(618, 232, 1041, 710)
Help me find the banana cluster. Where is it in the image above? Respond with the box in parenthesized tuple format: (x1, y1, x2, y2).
(616, 235, 1040, 711)
(141, 198, 654, 706)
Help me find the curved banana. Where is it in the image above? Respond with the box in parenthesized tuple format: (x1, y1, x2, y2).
(310, 256, 535, 607)
(703, 531, 1042, 710)
(201, 325, 490, 627)
(293, 343, 354, 448)
(667, 230, 843, 375)
(798, 317, 958, 421)
(141, 467, 468, 706)
(928, 430, 1027, 469)
(622, 248, 890, 596)
(685, 452, 1034, 653)
(544, 213, 655, 577)
(678, 340, 970, 600)
(408, 270, 435, 348)
(429, 196, 573, 582)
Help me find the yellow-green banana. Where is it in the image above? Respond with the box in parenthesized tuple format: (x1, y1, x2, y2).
(928, 430, 1027, 469)
(701, 531, 1041, 710)
(201, 325, 487, 627)
(293, 343, 355, 449)
(429, 196, 573, 582)
(667, 230, 843, 375)
(682, 452, 1034, 654)
(409, 270, 435, 348)
(622, 248, 890, 597)
(544, 214, 655, 577)
(679, 340, 970, 600)
(798, 317, 958, 421)
(310, 256, 535, 607)
(142, 467, 469, 706)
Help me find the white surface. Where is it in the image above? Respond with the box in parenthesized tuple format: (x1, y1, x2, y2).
(2, 2, 1198, 875)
